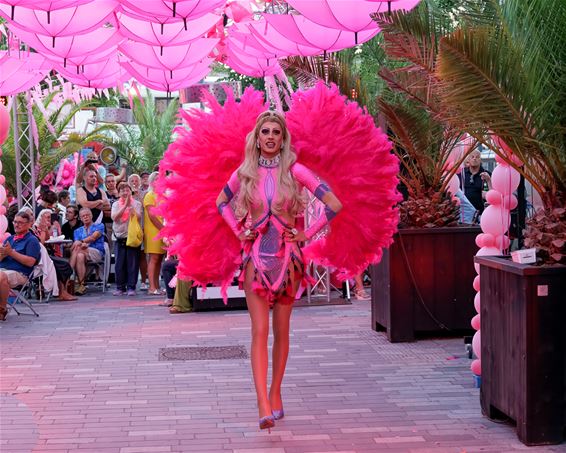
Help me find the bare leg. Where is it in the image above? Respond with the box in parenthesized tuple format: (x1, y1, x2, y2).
(270, 302, 293, 411)
(244, 262, 271, 419)
(75, 252, 87, 283)
(148, 253, 164, 292)
(57, 281, 77, 301)
(0, 272, 9, 314)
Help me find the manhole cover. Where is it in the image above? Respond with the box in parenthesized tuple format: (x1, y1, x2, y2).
(159, 346, 248, 361)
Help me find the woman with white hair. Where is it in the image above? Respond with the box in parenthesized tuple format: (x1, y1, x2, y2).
(31, 209, 76, 301)
(143, 171, 165, 295)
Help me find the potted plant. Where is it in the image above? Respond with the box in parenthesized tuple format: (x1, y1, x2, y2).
(374, 0, 566, 444)
(370, 1, 480, 342)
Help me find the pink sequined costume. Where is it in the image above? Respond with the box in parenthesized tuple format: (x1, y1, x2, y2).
(218, 158, 337, 305)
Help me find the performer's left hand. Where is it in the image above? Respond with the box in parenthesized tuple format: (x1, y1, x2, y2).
(283, 228, 307, 242)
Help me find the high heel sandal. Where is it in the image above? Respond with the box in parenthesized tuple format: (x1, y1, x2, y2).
(259, 415, 275, 433)
(272, 408, 285, 420)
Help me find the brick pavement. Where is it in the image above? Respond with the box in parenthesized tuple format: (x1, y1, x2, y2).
(1, 294, 564, 453)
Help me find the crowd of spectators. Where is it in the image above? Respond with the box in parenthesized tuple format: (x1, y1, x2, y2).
(1, 150, 188, 319)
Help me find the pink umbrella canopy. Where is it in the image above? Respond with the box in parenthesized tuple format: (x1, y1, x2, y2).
(286, 0, 420, 42)
(43, 45, 120, 68)
(8, 23, 123, 65)
(118, 0, 224, 21)
(225, 44, 282, 77)
(0, 0, 92, 20)
(119, 38, 218, 75)
(55, 56, 126, 87)
(0, 51, 51, 95)
(122, 58, 213, 92)
(0, 0, 118, 45)
(116, 11, 220, 47)
(259, 14, 379, 53)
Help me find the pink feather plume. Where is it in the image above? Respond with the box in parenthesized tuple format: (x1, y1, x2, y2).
(288, 82, 401, 279)
(155, 87, 267, 290)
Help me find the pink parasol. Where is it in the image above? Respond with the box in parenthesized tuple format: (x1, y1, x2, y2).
(0, 1, 118, 45)
(122, 58, 213, 92)
(119, 38, 219, 76)
(225, 44, 281, 77)
(116, 11, 220, 47)
(118, 0, 224, 24)
(43, 45, 120, 69)
(285, 0, 419, 43)
(55, 56, 129, 89)
(0, 0, 92, 21)
(8, 23, 123, 66)
(257, 14, 379, 54)
(0, 51, 51, 95)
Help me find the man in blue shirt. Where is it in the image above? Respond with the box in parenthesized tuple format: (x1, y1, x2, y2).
(70, 208, 105, 296)
(0, 210, 41, 321)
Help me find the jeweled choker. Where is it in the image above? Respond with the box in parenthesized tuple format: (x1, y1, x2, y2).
(258, 154, 281, 168)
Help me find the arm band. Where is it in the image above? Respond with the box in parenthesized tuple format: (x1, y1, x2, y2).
(305, 205, 337, 240)
(218, 201, 241, 238)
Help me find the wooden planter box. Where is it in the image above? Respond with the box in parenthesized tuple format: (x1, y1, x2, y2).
(370, 226, 480, 342)
(475, 256, 566, 446)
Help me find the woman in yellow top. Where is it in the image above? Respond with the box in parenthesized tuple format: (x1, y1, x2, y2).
(143, 172, 165, 295)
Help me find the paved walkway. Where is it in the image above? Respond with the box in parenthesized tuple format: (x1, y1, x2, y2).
(1, 293, 563, 453)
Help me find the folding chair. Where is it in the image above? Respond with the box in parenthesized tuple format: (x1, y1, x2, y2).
(85, 242, 111, 292)
(7, 267, 41, 317)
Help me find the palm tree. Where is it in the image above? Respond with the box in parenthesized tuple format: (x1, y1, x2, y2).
(373, 0, 566, 261)
(127, 93, 179, 172)
(2, 92, 116, 195)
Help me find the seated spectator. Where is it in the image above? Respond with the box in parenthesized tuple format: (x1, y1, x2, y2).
(35, 189, 58, 218)
(111, 182, 142, 296)
(57, 190, 71, 224)
(0, 210, 41, 320)
(61, 205, 83, 241)
(32, 210, 76, 301)
(70, 208, 105, 296)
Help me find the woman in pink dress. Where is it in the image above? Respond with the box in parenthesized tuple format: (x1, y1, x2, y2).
(216, 111, 342, 431)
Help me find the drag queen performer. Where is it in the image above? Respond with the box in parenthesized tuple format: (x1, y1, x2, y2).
(216, 111, 342, 431)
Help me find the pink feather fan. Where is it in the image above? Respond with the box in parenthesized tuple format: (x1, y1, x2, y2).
(156, 87, 267, 289)
(287, 82, 401, 280)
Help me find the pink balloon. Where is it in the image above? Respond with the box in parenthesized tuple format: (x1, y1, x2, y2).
(0, 205, 5, 215)
(0, 175, 4, 185)
(475, 233, 495, 248)
(471, 314, 480, 330)
(495, 235, 510, 250)
(473, 275, 480, 292)
(491, 165, 520, 194)
(480, 205, 510, 237)
(503, 194, 518, 210)
(472, 330, 481, 357)
(471, 359, 482, 376)
(0, 185, 6, 205)
(485, 189, 502, 206)
(475, 246, 501, 272)
(474, 292, 480, 313)
(0, 103, 10, 144)
(0, 215, 7, 234)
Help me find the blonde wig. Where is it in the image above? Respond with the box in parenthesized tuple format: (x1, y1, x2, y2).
(236, 111, 304, 217)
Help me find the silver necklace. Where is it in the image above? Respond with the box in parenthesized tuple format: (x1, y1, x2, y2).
(258, 154, 281, 168)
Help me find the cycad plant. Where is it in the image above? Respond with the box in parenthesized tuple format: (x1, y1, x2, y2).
(373, 0, 566, 262)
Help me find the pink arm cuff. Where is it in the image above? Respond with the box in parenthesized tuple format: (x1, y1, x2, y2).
(291, 163, 338, 240)
(218, 170, 242, 238)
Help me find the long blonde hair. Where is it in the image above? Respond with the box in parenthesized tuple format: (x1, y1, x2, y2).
(236, 111, 303, 217)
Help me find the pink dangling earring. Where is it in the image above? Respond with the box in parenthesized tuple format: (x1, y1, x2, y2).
(256, 142, 260, 149)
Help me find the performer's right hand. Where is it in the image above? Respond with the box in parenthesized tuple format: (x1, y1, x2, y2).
(238, 229, 257, 242)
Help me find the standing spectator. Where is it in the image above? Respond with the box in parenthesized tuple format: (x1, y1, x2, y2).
(76, 168, 110, 224)
(0, 210, 41, 320)
(143, 172, 165, 295)
(57, 190, 71, 224)
(129, 173, 148, 289)
(140, 171, 150, 200)
(35, 190, 58, 218)
(111, 182, 142, 296)
(104, 174, 119, 251)
(460, 149, 492, 215)
(70, 208, 105, 296)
